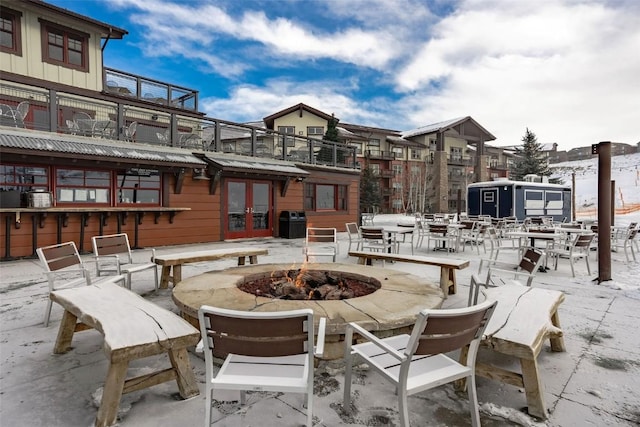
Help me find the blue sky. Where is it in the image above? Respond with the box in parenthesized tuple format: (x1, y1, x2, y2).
(49, 0, 640, 149)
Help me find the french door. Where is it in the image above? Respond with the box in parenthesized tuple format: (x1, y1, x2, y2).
(225, 179, 272, 239)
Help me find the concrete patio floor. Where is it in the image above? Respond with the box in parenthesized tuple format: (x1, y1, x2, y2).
(1, 221, 639, 426)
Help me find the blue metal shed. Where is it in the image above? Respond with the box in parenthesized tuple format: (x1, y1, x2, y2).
(467, 178, 571, 221)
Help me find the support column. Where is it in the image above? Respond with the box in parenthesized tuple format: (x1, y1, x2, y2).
(596, 141, 611, 283)
(433, 151, 449, 213)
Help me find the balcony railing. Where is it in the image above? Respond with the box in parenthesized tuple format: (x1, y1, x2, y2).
(489, 162, 509, 170)
(381, 170, 394, 178)
(447, 154, 472, 165)
(103, 68, 198, 112)
(365, 150, 396, 160)
(0, 81, 357, 169)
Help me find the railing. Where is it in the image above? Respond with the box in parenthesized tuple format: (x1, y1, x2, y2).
(381, 170, 395, 178)
(489, 162, 509, 170)
(447, 154, 473, 165)
(365, 150, 396, 160)
(103, 68, 198, 112)
(0, 81, 358, 169)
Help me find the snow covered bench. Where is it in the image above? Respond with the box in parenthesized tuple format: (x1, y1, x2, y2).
(348, 250, 469, 297)
(458, 283, 566, 419)
(153, 247, 268, 288)
(50, 278, 200, 427)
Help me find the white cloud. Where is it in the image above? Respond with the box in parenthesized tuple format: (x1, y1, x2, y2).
(199, 78, 385, 126)
(108, 0, 640, 149)
(394, 0, 640, 148)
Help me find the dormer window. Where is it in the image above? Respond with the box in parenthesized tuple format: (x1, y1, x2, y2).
(39, 19, 89, 72)
(0, 7, 22, 56)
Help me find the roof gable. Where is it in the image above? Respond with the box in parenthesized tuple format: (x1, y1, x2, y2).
(402, 116, 496, 142)
(263, 103, 335, 129)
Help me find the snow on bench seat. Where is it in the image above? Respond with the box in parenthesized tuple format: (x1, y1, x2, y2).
(50, 278, 200, 427)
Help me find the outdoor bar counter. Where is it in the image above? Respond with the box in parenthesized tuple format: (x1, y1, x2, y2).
(0, 207, 190, 260)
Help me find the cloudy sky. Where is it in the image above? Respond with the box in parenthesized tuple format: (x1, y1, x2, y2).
(51, 0, 639, 149)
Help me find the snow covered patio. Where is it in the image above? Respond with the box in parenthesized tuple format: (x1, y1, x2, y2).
(1, 216, 639, 426)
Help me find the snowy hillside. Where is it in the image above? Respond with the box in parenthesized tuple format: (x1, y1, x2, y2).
(550, 152, 640, 221)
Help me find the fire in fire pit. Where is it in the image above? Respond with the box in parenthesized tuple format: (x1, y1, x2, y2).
(238, 269, 381, 300)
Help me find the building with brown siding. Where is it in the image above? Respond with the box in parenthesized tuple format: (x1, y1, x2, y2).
(0, 1, 360, 259)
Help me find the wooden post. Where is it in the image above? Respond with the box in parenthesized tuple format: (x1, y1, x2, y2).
(595, 142, 612, 283)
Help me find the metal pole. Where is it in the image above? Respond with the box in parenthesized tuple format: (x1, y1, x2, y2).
(571, 172, 576, 221)
(596, 141, 612, 283)
(610, 180, 615, 226)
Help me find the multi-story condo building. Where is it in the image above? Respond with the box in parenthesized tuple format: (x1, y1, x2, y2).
(0, 0, 360, 259)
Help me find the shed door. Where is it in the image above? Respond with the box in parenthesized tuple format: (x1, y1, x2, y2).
(480, 188, 498, 218)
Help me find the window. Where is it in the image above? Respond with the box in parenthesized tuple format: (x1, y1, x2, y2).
(450, 147, 462, 162)
(411, 148, 421, 160)
(370, 163, 380, 176)
(367, 139, 380, 155)
(307, 126, 323, 136)
(0, 8, 21, 55)
(391, 146, 403, 159)
(350, 142, 363, 155)
(392, 164, 402, 175)
(40, 20, 88, 71)
(278, 126, 295, 146)
(117, 168, 161, 205)
(56, 168, 110, 204)
(303, 183, 347, 211)
(0, 164, 48, 207)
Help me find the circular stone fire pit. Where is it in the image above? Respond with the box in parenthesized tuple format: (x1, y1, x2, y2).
(172, 263, 444, 359)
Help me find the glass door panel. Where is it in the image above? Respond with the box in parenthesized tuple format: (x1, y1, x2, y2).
(227, 181, 247, 233)
(225, 179, 272, 238)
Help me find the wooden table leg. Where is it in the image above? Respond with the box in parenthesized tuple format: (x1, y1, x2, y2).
(237, 256, 246, 266)
(520, 357, 547, 419)
(173, 265, 182, 285)
(168, 348, 199, 399)
(159, 265, 171, 289)
(53, 310, 78, 354)
(439, 267, 456, 296)
(96, 360, 129, 427)
(549, 309, 566, 352)
(248, 255, 258, 264)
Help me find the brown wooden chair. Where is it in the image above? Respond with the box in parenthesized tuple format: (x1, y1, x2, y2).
(470, 247, 544, 305)
(303, 227, 338, 262)
(36, 241, 124, 327)
(91, 233, 158, 291)
(547, 233, 595, 276)
(343, 300, 497, 427)
(198, 306, 326, 427)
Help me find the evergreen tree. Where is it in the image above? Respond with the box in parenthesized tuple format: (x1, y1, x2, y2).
(324, 114, 339, 142)
(317, 114, 343, 164)
(511, 128, 551, 181)
(360, 166, 381, 213)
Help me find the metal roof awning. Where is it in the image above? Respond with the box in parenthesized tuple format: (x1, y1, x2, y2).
(196, 153, 310, 197)
(197, 153, 310, 178)
(0, 127, 207, 168)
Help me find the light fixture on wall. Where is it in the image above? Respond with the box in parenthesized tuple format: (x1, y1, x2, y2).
(192, 168, 210, 180)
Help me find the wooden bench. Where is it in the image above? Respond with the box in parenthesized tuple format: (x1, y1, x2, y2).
(348, 250, 469, 297)
(50, 278, 200, 427)
(458, 284, 565, 419)
(153, 247, 268, 288)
